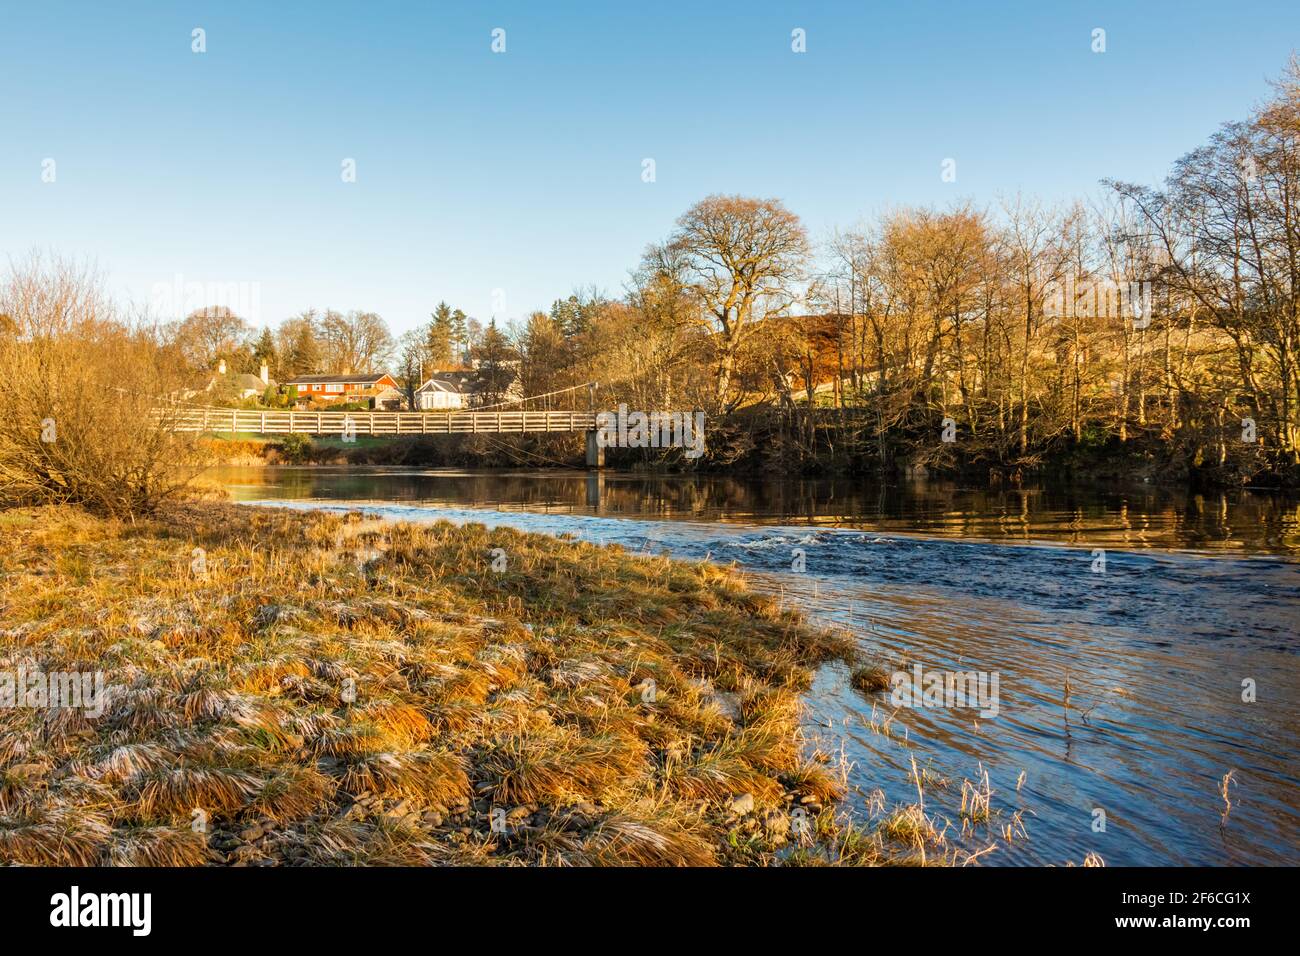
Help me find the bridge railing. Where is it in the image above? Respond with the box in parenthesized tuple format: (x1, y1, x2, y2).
(167, 407, 599, 435)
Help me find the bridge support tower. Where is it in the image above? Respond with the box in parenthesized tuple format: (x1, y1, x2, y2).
(585, 430, 605, 468)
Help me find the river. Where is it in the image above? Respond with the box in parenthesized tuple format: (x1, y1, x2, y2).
(213, 465, 1300, 866)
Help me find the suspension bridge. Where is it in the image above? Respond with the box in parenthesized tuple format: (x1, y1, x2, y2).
(167, 382, 613, 464)
(171, 406, 600, 437)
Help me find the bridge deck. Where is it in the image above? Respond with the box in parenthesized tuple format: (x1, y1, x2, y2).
(170, 407, 598, 436)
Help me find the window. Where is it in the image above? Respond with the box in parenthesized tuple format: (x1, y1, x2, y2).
(327, 383, 344, 393)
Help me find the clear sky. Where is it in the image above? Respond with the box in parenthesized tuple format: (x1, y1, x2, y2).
(1, 1, 1296, 335)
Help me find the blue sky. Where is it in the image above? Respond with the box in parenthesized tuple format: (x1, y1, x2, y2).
(1, 1, 1295, 335)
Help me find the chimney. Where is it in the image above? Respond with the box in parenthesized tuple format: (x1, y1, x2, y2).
(260, 361, 269, 385)
(218, 359, 227, 375)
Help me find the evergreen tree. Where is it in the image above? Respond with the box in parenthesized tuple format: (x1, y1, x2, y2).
(253, 327, 277, 375)
(425, 301, 454, 370)
(470, 319, 515, 405)
(450, 309, 469, 365)
(278, 311, 323, 376)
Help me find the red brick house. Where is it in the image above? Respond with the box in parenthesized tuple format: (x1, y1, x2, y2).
(284, 372, 398, 406)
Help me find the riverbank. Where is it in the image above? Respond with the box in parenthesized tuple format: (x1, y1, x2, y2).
(200, 432, 591, 469)
(198, 423, 1300, 491)
(0, 500, 974, 866)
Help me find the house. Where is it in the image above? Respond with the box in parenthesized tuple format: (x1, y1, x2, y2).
(184, 359, 276, 402)
(420, 366, 524, 408)
(372, 385, 406, 410)
(231, 371, 271, 401)
(415, 377, 466, 410)
(284, 372, 398, 407)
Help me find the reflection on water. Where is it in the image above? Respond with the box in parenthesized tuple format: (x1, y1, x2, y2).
(213, 465, 1300, 554)
(214, 466, 1300, 866)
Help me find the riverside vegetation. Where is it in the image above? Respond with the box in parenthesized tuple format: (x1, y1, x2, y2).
(0, 501, 1004, 866)
(11, 60, 1299, 489)
(166, 58, 1300, 487)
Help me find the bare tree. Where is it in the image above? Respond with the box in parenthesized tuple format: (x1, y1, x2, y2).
(395, 329, 429, 410)
(662, 195, 808, 410)
(171, 305, 247, 373)
(318, 310, 394, 374)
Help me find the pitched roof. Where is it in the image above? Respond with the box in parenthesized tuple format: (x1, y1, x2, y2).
(416, 378, 463, 394)
(284, 373, 392, 385)
(234, 373, 269, 390)
(190, 371, 275, 392)
(426, 370, 474, 388)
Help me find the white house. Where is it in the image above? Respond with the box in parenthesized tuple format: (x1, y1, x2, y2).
(416, 378, 465, 410)
(182, 359, 276, 402)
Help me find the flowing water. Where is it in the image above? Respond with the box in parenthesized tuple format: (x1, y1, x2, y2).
(213, 465, 1300, 866)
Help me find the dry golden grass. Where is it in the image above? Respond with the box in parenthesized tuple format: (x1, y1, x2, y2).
(106, 825, 210, 867)
(850, 664, 892, 694)
(0, 501, 911, 866)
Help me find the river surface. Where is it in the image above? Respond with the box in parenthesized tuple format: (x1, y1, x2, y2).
(213, 465, 1300, 866)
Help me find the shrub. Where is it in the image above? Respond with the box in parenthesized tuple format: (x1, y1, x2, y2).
(0, 255, 205, 516)
(276, 433, 314, 463)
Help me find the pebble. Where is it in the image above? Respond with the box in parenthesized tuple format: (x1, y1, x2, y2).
(728, 792, 755, 816)
(763, 809, 790, 839)
(712, 691, 743, 721)
(383, 799, 413, 820)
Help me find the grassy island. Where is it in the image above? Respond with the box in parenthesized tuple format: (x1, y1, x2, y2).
(0, 501, 964, 867)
